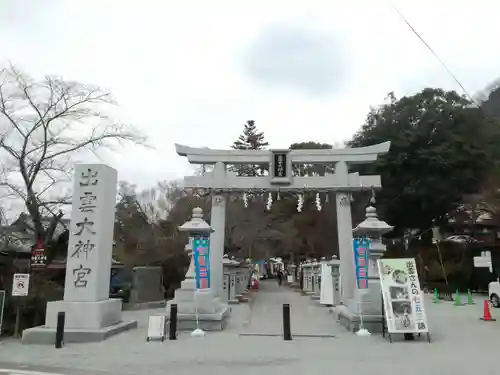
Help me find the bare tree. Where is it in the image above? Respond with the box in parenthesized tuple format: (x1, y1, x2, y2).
(137, 180, 184, 222)
(0, 63, 145, 246)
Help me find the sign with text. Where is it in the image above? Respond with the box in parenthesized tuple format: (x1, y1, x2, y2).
(378, 258, 429, 334)
(353, 238, 370, 290)
(30, 238, 47, 268)
(270, 150, 291, 184)
(12, 273, 30, 296)
(474, 251, 493, 272)
(64, 164, 118, 302)
(193, 236, 211, 291)
(273, 153, 288, 178)
(147, 315, 167, 341)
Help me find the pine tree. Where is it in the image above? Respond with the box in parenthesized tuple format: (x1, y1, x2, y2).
(232, 120, 269, 150)
(230, 120, 269, 176)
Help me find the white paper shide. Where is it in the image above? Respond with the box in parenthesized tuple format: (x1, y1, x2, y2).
(378, 258, 429, 334)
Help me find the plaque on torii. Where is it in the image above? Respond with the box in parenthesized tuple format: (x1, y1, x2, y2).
(270, 149, 292, 185)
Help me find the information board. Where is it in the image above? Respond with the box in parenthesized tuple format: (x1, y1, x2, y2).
(12, 274, 30, 297)
(147, 315, 166, 342)
(378, 258, 429, 334)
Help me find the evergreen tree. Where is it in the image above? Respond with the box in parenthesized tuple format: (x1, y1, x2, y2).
(232, 120, 269, 150)
(230, 120, 269, 176)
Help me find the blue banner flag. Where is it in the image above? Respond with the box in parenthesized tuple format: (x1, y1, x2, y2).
(192, 235, 211, 290)
(353, 238, 370, 290)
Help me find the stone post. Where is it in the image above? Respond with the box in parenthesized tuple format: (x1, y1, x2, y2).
(222, 255, 239, 304)
(301, 263, 307, 292)
(303, 261, 314, 295)
(310, 262, 316, 295)
(235, 266, 244, 300)
(22, 164, 137, 344)
(329, 257, 341, 306)
(311, 260, 323, 301)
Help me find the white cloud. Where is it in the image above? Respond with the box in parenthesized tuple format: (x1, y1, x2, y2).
(0, 0, 499, 197)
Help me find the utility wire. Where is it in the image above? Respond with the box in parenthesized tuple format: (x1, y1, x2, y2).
(388, 1, 478, 105)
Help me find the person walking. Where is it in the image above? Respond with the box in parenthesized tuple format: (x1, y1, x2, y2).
(277, 270, 283, 286)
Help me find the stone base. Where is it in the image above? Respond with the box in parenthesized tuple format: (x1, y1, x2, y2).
(311, 295, 320, 300)
(22, 320, 137, 344)
(165, 289, 231, 331)
(228, 299, 240, 305)
(44, 299, 123, 330)
(125, 300, 166, 310)
(174, 307, 231, 331)
(334, 305, 384, 334)
(22, 298, 138, 344)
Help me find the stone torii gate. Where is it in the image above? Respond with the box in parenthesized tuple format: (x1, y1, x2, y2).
(175, 142, 391, 302)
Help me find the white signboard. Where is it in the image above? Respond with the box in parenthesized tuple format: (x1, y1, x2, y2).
(147, 315, 166, 341)
(319, 264, 334, 305)
(11, 273, 30, 296)
(474, 251, 493, 272)
(377, 258, 429, 334)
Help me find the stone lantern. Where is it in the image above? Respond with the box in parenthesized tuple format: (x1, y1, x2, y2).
(311, 259, 323, 300)
(165, 207, 230, 332)
(328, 255, 341, 306)
(336, 195, 393, 334)
(302, 259, 314, 295)
(222, 254, 240, 305)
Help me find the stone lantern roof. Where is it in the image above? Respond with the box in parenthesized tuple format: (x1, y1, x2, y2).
(178, 207, 214, 234)
(222, 254, 240, 266)
(353, 205, 393, 238)
(327, 255, 340, 266)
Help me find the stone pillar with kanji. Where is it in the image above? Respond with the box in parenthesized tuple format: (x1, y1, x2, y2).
(22, 164, 137, 344)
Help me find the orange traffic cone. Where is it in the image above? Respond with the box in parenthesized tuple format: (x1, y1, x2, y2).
(480, 300, 496, 321)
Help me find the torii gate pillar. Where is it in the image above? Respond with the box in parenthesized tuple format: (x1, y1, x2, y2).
(209, 162, 227, 299)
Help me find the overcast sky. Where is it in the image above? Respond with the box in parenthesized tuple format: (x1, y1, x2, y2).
(1, 0, 499, 190)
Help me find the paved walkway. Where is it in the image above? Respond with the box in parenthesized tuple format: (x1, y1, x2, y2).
(239, 279, 343, 337)
(0, 286, 499, 375)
